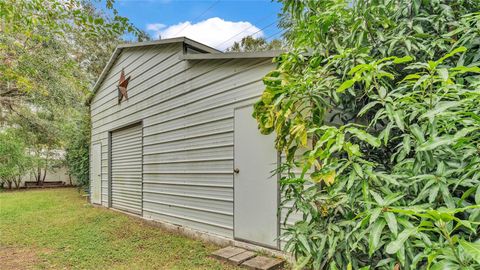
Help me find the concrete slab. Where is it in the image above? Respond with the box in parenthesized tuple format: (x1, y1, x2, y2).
(211, 246, 246, 261)
(242, 255, 284, 270)
(229, 251, 256, 265)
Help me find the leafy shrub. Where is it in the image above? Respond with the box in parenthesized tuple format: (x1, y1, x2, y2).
(65, 113, 90, 191)
(254, 1, 480, 269)
(0, 130, 31, 189)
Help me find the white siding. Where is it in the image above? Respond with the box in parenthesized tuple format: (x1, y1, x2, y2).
(90, 42, 275, 239)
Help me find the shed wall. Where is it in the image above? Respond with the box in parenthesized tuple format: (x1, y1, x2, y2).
(90, 43, 275, 238)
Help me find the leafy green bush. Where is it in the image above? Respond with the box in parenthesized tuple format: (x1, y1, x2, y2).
(0, 130, 31, 189)
(254, 1, 480, 269)
(65, 113, 91, 191)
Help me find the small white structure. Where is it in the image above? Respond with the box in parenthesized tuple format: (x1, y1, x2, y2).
(89, 37, 287, 249)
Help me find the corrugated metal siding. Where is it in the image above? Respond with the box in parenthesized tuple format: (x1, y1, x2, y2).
(90, 42, 275, 239)
(91, 44, 184, 206)
(111, 124, 143, 215)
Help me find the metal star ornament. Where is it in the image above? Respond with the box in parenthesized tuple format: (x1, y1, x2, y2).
(117, 68, 131, 103)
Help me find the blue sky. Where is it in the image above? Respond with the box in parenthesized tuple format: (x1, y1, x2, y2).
(109, 0, 283, 50)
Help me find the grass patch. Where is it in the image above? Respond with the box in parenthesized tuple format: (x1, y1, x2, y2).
(0, 188, 239, 269)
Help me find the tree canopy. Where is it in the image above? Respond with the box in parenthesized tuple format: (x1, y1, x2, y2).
(0, 0, 140, 113)
(0, 0, 140, 187)
(227, 35, 283, 52)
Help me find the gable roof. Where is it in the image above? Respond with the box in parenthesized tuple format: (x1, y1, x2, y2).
(87, 37, 282, 105)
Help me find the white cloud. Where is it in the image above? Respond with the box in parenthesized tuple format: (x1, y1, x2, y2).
(146, 17, 263, 51)
(146, 23, 166, 33)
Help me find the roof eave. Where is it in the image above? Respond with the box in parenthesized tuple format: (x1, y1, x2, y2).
(87, 46, 122, 105)
(116, 37, 221, 53)
(180, 50, 284, 60)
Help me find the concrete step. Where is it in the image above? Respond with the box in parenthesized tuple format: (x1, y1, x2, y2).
(211, 246, 246, 262)
(230, 250, 256, 265)
(211, 246, 285, 269)
(241, 255, 284, 270)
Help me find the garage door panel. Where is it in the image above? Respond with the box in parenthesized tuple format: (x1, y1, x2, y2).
(111, 162, 142, 167)
(111, 174, 142, 179)
(111, 202, 142, 215)
(111, 167, 142, 172)
(112, 186, 142, 193)
(112, 200, 142, 208)
(112, 196, 141, 203)
(112, 143, 142, 152)
(112, 192, 142, 200)
(112, 135, 142, 142)
(112, 198, 142, 206)
(111, 150, 143, 158)
(111, 149, 142, 156)
(110, 155, 142, 161)
(110, 175, 142, 180)
(111, 182, 142, 189)
(111, 175, 142, 179)
(111, 124, 143, 215)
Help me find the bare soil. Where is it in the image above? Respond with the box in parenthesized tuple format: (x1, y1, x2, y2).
(0, 246, 51, 270)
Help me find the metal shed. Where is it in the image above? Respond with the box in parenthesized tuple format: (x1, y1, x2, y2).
(89, 37, 289, 249)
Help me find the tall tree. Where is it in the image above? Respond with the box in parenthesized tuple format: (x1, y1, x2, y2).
(227, 36, 283, 52)
(0, 0, 141, 186)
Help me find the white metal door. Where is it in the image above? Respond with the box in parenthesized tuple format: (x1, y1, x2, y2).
(91, 143, 102, 204)
(234, 106, 279, 248)
(111, 124, 143, 215)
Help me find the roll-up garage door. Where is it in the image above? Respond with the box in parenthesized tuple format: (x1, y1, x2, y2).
(111, 124, 143, 215)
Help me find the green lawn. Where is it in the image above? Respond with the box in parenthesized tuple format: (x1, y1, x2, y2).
(0, 188, 240, 270)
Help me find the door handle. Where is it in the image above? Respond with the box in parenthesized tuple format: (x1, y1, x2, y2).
(234, 168, 240, 174)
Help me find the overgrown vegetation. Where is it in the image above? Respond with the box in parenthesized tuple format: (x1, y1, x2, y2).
(64, 114, 91, 190)
(254, 1, 480, 269)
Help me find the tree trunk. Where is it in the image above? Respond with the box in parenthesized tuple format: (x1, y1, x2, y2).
(36, 166, 41, 184)
(34, 149, 42, 185)
(41, 168, 47, 183)
(15, 175, 23, 189)
(41, 150, 49, 184)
